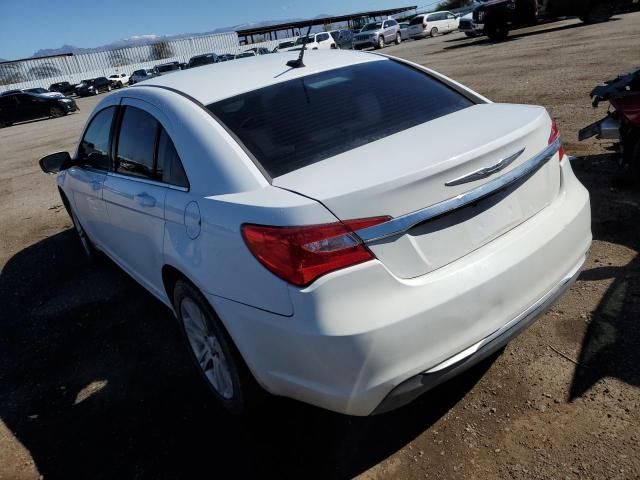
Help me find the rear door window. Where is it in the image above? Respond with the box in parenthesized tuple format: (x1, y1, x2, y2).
(115, 106, 159, 178)
(409, 16, 424, 25)
(208, 60, 473, 178)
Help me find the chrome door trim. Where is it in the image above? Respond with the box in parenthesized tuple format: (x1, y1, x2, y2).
(106, 171, 189, 192)
(355, 138, 561, 244)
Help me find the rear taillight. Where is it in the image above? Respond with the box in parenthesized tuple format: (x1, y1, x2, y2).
(241, 216, 390, 287)
(549, 119, 566, 160)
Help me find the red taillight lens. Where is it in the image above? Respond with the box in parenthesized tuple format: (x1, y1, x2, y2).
(241, 216, 391, 287)
(549, 119, 566, 160)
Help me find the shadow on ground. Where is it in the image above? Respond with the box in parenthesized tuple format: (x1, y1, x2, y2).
(0, 229, 494, 479)
(442, 20, 592, 51)
(570, 154, 640, 398)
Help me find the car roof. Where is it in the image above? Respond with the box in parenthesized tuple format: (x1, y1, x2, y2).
(138, 50, 385, 105)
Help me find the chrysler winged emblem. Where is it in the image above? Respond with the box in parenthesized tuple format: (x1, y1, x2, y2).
(445, 148, 526, 187)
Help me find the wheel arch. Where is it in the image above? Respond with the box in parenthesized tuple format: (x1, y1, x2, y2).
(161, 263, 194, 306)
(57, 186, 72, 217)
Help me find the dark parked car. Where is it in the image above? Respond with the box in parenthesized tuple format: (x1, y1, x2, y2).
(330, 29, 354, 49)
(218, 53, 235, 62)
(187, 53, 219, 69)
(273, 40, 296, 52)
(129, 69, 154, 85)
(0, 92, 77, 127)
(244, 47, 271, 55)
(473, 0, 628, 41)
(154, 62, 181, 75)
(75, 77, 112, 96)
(49, 81, 76, 96)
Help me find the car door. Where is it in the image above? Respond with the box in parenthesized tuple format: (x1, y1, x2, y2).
(65, 105, 117, 245)
(388, 19, 398, 40)
(446, 12, 457, 31)
(13, 94, 45, 122)
(0, 95, 19, 124)
(101, 98, 169, 297)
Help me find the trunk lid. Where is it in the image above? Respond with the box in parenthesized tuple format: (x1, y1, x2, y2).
(273, 103, 560, 279)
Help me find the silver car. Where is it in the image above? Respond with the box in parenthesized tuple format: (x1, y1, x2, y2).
(353, 19, 402, 50)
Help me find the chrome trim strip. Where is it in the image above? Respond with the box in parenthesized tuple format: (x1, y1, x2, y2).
(444, 147, 525, 186)
(106, 172, 189, 192)
(356, 138, 561, 243)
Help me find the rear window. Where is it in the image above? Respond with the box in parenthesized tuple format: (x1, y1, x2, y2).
(207, 60, 473, 178)
(409, 16, 424, 25)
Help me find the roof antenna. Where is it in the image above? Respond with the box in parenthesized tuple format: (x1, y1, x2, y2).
(287, 23, 312, 68)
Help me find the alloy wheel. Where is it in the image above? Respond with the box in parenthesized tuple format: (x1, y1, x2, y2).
(181, 297, 234, 399)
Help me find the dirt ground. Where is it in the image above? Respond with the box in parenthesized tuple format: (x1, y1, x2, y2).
(1, 13, 639, 480)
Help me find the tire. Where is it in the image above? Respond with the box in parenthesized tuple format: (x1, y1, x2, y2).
(107, 85, 112, 92)
(485, 20, 509, 41)
(70, 207, 97, 260)
(50, 106, 65, 118)
(430, 27, 438, 37)
(395, 32, 402, 45)
(583, 2, 614, 23)
(93, 88, 99, 96)
(376, 35, 385, 49)
(173, 280, 262, 414)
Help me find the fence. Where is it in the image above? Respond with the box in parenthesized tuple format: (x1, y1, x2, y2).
(0, 31, 298, 93)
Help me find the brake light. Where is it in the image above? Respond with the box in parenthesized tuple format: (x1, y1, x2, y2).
(549, 119, 566, 160)
(241, 216, 391, 287)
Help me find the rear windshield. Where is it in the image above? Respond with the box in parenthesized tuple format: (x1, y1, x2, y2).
(409, 16, 424, 25)
(207, 60, 473, 178)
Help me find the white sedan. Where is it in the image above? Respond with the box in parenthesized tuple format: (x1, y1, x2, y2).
(39, 50, 591, 416)
(108, 73, 130, 87)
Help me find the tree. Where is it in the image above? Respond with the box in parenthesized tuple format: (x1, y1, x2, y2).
(109, 50, 132, 67)
(436, 0, 473, 10)
(27, 62, 62, 80)
(149, 41, 173, 61)
(0, 64, 25, 86)
(323, 22, 335, 32)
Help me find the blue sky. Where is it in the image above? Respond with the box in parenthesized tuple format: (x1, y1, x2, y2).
(0, 0, 427, 60)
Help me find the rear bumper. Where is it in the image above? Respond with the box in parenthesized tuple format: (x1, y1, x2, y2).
(209, 159, 591, 416)
(372, 253, 584, 414)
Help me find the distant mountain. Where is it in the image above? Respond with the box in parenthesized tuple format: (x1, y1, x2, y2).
(25, 17, 321, 59)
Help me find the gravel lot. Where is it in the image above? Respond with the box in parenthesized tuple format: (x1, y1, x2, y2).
(1, 13, 639, 480)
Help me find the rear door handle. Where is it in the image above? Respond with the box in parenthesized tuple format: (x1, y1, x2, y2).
(135, 192, 156, 207)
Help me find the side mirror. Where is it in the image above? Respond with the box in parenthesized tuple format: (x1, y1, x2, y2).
(39, 151, 72, 174)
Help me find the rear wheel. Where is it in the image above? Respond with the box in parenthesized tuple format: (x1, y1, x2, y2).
(395, 32, 402, 44)
(173, 280, 262, 414)
(485, 20, 509, 41)
(430, 27, 438, 37)
(582, 2, 614, 23)
(50, 106, 65, 118)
